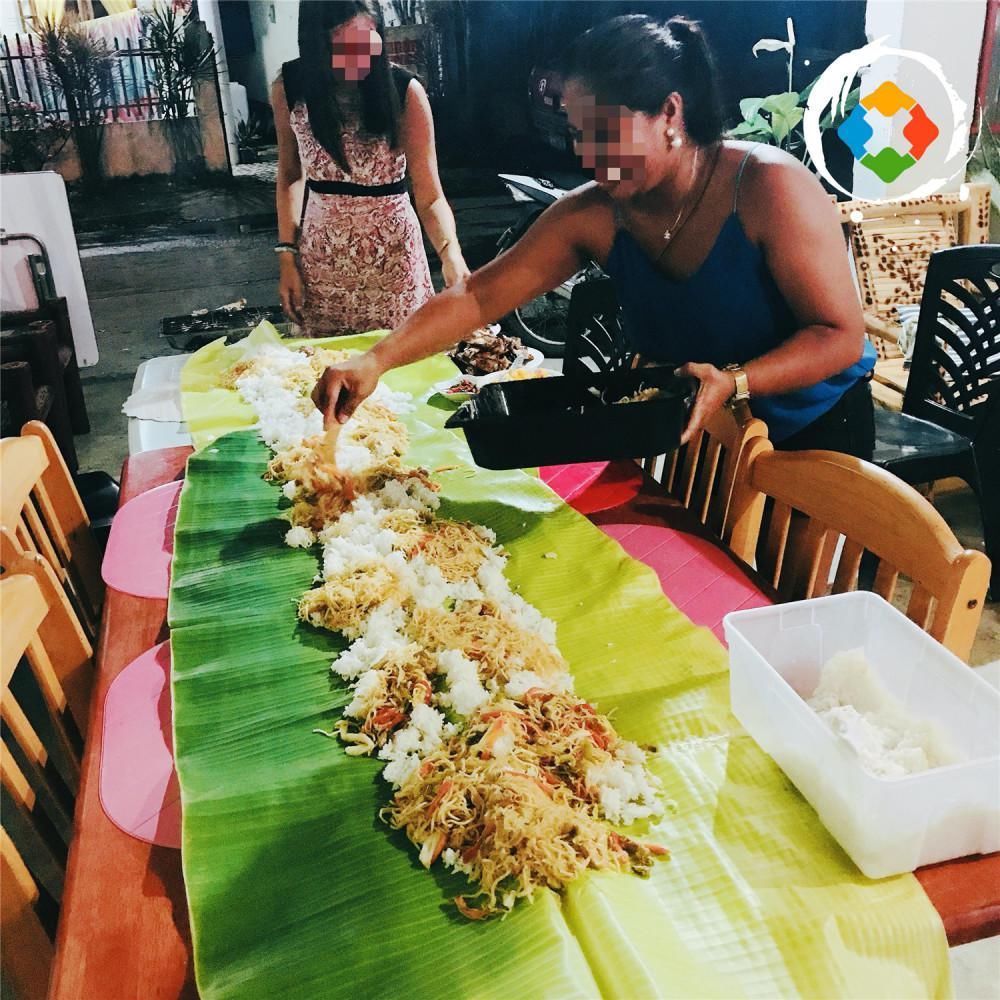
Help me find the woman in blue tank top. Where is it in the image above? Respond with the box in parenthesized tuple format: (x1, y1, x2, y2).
(313, 15, 877, 459)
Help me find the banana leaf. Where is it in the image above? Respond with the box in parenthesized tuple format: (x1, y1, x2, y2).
(172, 331, 951, 999)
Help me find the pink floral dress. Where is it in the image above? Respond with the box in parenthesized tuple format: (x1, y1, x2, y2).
(289, 96, 433, 336)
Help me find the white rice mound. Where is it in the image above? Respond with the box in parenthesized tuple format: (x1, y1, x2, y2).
(808, 649, 962, 778)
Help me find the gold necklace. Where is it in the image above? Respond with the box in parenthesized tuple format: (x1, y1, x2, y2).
(661, 147, 701, 244)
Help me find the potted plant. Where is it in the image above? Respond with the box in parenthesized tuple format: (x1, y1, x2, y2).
(37, 19, 115, 186)
(728, 18, 860, 174)
(140, 0, 214, 177)
(236, 115, 264, 164)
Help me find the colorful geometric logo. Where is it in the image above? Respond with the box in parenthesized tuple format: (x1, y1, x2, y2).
(837, 80, 940, 183)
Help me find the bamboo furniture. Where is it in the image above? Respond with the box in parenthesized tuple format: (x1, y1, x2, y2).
(835, 183, 991, 408)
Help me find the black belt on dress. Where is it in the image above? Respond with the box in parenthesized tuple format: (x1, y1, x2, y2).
(306, 178, 406, 197)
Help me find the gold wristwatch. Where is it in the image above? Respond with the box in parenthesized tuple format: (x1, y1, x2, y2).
(723, 364, 751, 405)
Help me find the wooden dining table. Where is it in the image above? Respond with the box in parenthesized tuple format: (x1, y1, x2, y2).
(49, 447, 1000, 1000)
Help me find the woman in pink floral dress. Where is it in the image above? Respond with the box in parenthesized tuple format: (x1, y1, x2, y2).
(272, 1, 468, 336)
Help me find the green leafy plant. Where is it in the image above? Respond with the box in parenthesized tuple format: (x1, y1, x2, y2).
(235, 114, 264, 148)
(389, 0, 425, 25)
(37, 18, 115, 184)
(141, 1, 214, 175)
(728, 17, 859, 167)
(141, 1, 214, 121)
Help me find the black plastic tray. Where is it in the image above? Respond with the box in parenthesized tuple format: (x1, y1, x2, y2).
(160, 305, 289, 351)
(444, 366, 693, 470)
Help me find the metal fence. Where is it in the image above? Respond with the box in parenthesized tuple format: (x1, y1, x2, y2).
(0, 31, 195, 128)
(386, 26, 442, 99)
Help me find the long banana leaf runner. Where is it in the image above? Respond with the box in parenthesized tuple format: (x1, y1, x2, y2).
(171, 330, 951, 999)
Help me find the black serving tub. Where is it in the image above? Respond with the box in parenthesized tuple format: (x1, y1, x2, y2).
(160, 305, 289, 351)
(444, 366, 693, 470)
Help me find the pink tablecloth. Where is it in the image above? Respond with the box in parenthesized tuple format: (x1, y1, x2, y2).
(540, 461, 643, 514)
(600, 522, 771, 643)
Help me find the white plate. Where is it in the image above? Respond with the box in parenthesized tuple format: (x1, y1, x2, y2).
(480, 366, 562, 386)
(519, 347, 544, 369)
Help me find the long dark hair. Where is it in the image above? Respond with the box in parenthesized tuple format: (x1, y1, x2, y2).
(296, 0, 401, 172)
(560, 14, 724, 146)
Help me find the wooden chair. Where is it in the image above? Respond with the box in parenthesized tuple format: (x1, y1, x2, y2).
(2, 829, 55, 1000)
(0, 549, 94, 738)
(638, 402, 769, 564)
(1, 297, 90, 437)
(731, 444, 991, 661)
(1, 571, 94, 999)
(1, 322, 78, 474)
(834, 183, 991, 409)
(1, 298, 90, 474)
(1, 421, 104, 641)
(558, 277, 770, 563)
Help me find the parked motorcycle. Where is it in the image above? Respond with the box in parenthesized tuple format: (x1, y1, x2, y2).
(495, 173, 605, 357)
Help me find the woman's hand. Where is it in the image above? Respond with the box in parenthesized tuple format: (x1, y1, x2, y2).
(311, 352, 384, 425)
(441, 248, 471, 288)
(675, 362, 737, 444)
(279, 255, 305, 326)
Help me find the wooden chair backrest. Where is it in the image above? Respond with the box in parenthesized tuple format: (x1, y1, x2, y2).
(2, 828, 54, 1000)
(732, 443, 991, 661)
(0, 546, 94, 738)
(638, 402, 769, 563)
(1, 570, 94, 999)
(834, 184, 991, 357)
(0, 421, 103, 640)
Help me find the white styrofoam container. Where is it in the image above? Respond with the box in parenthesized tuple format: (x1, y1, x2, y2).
(724, 592, 1000, 878)
(127, 356, 193, 455)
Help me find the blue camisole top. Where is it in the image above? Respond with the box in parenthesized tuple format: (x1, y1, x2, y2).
(603, 149, 876, 442)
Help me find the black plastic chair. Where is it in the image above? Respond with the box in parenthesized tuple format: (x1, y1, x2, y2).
(872, 244, 999, 596)
(562, 277, 631, 379)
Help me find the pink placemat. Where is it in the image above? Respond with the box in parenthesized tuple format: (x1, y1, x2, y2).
(541, 461, 643, 514)
(600, 522, 772, 644)
(100, 641, 181, 849)
(102, 480, 182, 599)
(541, 462, 609, 501)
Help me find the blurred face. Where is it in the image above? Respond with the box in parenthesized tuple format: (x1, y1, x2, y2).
(330, 15, 382, 82)
(564, 80, 675, 199)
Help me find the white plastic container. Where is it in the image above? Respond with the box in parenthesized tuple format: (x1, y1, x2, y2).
(724, 592, 1000, 878)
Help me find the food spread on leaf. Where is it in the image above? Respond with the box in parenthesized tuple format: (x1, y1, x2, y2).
(218, 343, 667, 917)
